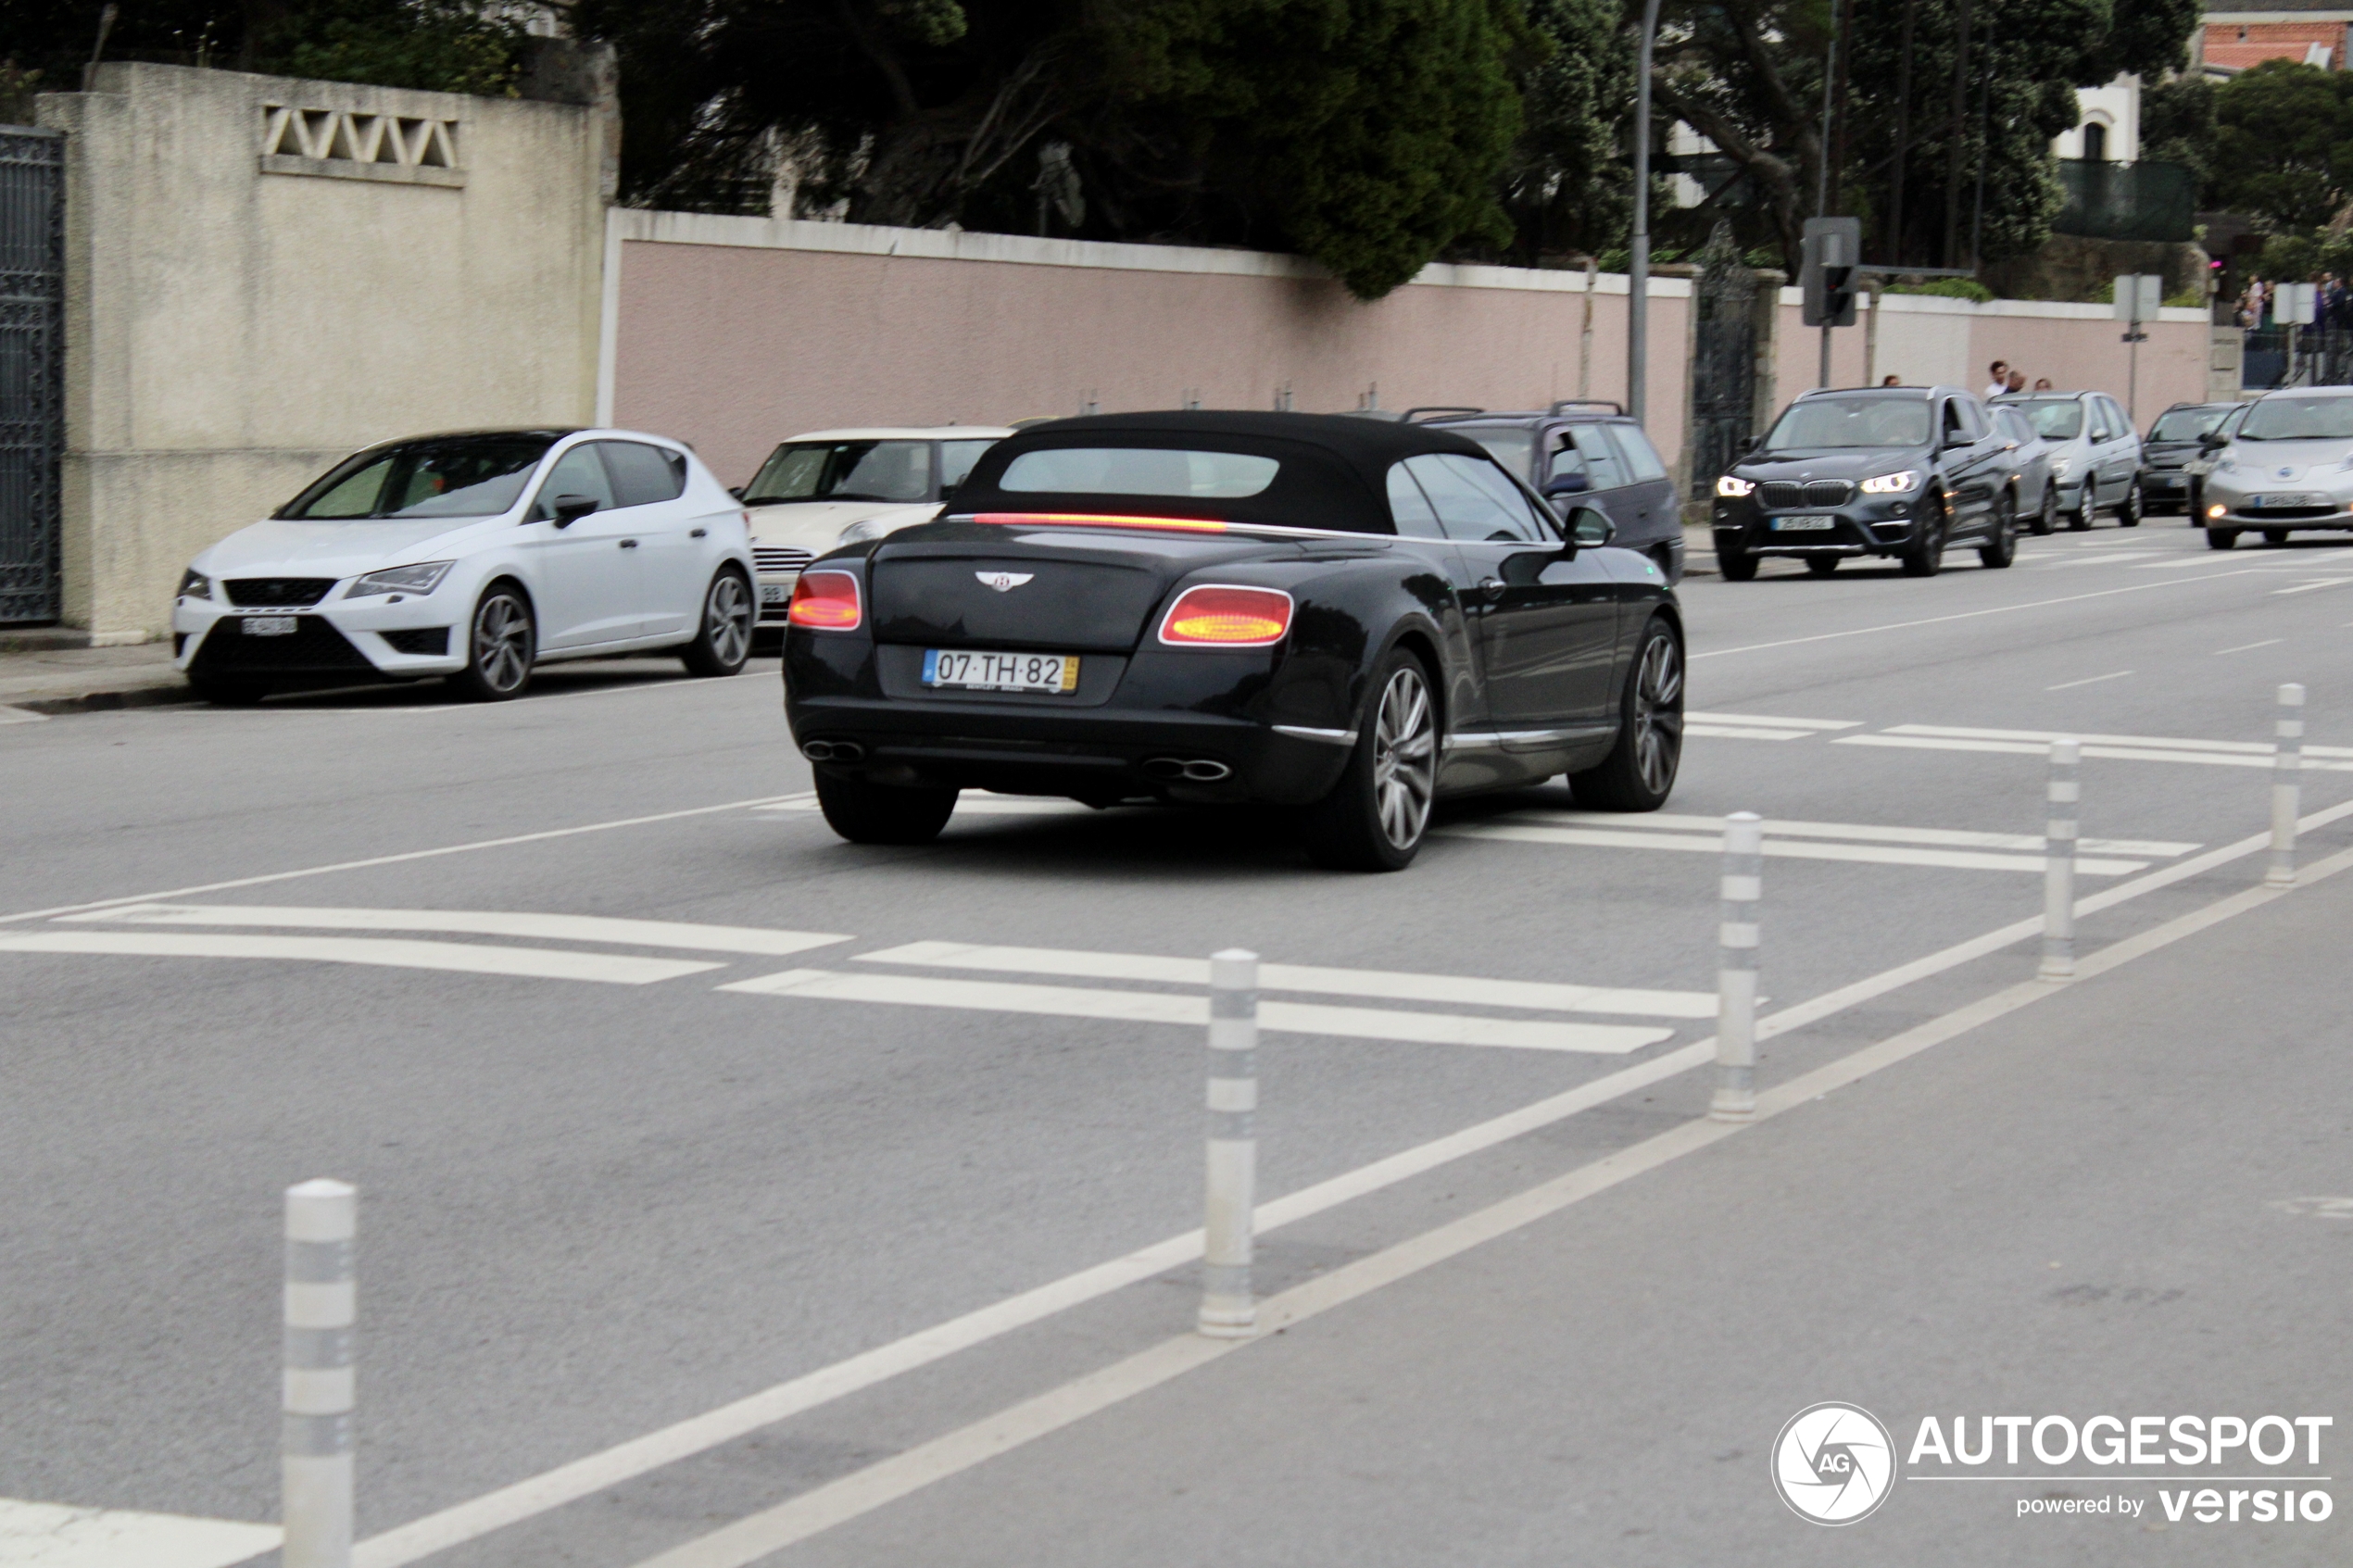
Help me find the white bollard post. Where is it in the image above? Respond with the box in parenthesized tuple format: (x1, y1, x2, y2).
(2269, 683, 2306, 888)
(283, 1179, 355, 1568)
(1198, 949, 1258, 1338)
(2040, 740, 2080, 981)
(1708, 812, 1763, 1123)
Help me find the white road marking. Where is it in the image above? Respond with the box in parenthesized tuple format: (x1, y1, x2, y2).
(1441, 822, 2148, 876)
(2271, 580, 2353, 596)
(1836, 734, 2353, 771)
(619, 838, 2353, 1568)
(851, 940, 1717, 1019)
(1681, 711, 1862, 730)
(2045, 670, 2134, 691)
(0, 706, 49, 725)
(0, 1498, 277, 1567)
(761, 793, 1098, 817)
(1684, 723, 1812, 740)
(0, 932, 723, 985)
(2036, 550, 2160, 567)
(346, 795, 2353, 1568)
(1878, 721, 2353, 758)
(57, 903, 849, 957)
(1497, 808, 2194, 858)
(0, 794, 812, 927)
(717, 969, 1671, 1053)
(1691, 570, 2259, 659)
(2214, 638, 2285, 654)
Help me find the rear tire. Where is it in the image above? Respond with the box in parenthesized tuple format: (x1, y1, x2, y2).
(1900, 502, 1947, 577)
(813, 770, 959, 845)
(1979, 494, 2017, 569)
(1568, 616, 1683, 812)
(187, 673, 269, 706)
(1717, 545, 1758, 582)
(1302, 648, 1438, 872)
(2068, 486, 2094, 531)
(448, 583, 535, 702)
(1804, 556, 1839, 577)
(680, 569, 754, 677)
(2029, 485, 2057, 535)
(2206, 527, 2239, 550)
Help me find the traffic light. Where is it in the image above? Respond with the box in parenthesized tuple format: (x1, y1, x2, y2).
(1802, 217, 1862, 328)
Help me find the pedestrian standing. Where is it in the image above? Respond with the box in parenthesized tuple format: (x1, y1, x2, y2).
(1982, 360, 2011, 399)
(2032, 377, 2055, 391)
(2006, 369, 2027, 394)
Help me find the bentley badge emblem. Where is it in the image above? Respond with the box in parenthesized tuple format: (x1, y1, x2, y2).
(975, 571, 1034, 593)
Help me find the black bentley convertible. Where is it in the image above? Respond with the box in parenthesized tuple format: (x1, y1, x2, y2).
(782, 411, 1682, 870)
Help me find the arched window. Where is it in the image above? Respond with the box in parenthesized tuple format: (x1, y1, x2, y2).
(2082, 122, 2108, 162)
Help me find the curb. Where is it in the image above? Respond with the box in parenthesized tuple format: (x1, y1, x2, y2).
(7, 683, 198, 718)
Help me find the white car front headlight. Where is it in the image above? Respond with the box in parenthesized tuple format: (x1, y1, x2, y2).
(347, 561, 454, 598)
(2047, 458, 2073, 480)
(1715, 474, 1755, 498)
(177, 569, 212, 600)
(1859, 470, 1920, 495)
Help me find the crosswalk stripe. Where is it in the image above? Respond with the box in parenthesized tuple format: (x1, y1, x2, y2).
(851, 940, 1717, 1019)
(1881, 721, 2353, 758)
(0, 1497, 278, 1567)
(1499, 809, 2196, 858)
(1683, 711, 1862, 730)
(718, 969, 1674, 1053)
(1441, 823, 2149, 876)
(1836, 734, 2353, 772)
(0, 932, 723, 985)
(54, 903, 850, 957)
(1685, 723, 1814, 740)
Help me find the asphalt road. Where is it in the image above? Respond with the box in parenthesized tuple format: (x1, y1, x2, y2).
(1, 521, 2347, 1565)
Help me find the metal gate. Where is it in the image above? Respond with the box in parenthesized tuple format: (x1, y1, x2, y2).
(0, 126, 65, 626)
(1687, 222, 1756, 502)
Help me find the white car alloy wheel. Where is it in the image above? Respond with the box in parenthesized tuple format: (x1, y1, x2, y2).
(683, 571, 754, 677)
(460, 588, 535, 700)
(1371, 664, 1438, 851)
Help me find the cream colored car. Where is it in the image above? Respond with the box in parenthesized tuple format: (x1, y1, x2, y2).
(736, 427, 1012, 626)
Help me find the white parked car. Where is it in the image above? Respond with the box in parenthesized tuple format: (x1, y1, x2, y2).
(736, 427, 1012, 627)
(172, 428, 757, 703)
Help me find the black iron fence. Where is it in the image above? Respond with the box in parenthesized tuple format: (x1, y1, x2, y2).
(0, 125, 64, 626)
(2241, 326, 2353, 390)
(2053, 160, 2196, 245)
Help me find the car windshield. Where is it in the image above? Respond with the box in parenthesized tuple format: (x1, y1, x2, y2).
(2007, 399, 2084, 440)
(998, 446, 1280, 497)
(1456, 428, 1536, 476)
(2239, 396, 2353, 441)
(1761, 396, 1931, 450)
(283, 435, 556, 520)
(744, 440, 935, 504)
(1995, 409, 2037, 444)
(2149, 408, 2229, 442)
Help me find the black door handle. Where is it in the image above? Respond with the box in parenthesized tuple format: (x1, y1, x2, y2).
(689, 527, 707, 538)
(619, 539, 638, 549)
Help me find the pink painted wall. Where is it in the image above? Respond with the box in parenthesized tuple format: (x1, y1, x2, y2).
(610, 235, 1692, 488)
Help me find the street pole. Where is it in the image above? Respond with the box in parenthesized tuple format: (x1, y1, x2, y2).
(1628, 0, 1664, 424)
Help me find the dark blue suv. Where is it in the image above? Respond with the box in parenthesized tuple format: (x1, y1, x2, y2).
(1414, 404, 1687, 582)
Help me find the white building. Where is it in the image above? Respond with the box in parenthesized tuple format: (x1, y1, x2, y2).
(2055, 75, 2140, 163)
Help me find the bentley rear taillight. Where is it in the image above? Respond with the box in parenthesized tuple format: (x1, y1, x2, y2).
(788, 570, 862, 631)
(1158, 584, 1294, 646)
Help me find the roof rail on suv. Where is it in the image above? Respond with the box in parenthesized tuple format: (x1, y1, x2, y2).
(1548, 399, 1625, 416)
(1402, 406, 1487, 421)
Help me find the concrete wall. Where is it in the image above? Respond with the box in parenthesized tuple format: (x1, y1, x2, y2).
(40, 63, 610, 637)
(1772, 290, 2211, 427)
(601, 212, 1697, 492)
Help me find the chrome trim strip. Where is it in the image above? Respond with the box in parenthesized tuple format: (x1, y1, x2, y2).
(1446, 724, 1616, 752)
(1271, 724, 1358, 746)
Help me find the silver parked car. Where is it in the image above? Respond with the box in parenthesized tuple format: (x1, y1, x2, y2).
(1994, 390, 2145, 530)
(1989, 404, 2061, 534)
(2198, 385, 2353, 550)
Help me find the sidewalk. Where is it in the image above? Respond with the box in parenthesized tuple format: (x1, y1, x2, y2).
(0, 642, 189, 718)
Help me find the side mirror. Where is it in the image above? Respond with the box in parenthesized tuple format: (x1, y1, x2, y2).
(2198, 433, 2227, 451)
(1944, 433, 1974, 449)
(937, 481, 959, 501)
(549, 494, 601, 528)
(1542, 472, 1591, 497)
(727, 485, 746, 501)
(1566, 507, 1614, 551)
(1739, 434, 1758, 454)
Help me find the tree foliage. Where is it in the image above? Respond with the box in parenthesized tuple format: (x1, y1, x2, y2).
(2210, 60, 2353, 232)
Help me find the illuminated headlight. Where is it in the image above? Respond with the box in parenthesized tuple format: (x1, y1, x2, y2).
(2208, 503, 2226, 519)
(2048, 458, 2073, 480)
(1715, 474, 1755, 498)
(177, 569, 211, 601)
(347, 561, 454, 597)
(1858, 470, 1920, 495)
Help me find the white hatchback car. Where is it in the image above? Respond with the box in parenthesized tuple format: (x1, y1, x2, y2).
(736, 427, 1012, 628)
(172, 428, 757, 703)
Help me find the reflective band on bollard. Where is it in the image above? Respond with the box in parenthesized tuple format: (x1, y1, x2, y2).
(284, 1179, 355, 1568)
(2040, 739, 2079, 981)
(1708, 812, 1762, 1123)
(2269, 684, 2306, 888)
(1199, 949, 1259, 1338)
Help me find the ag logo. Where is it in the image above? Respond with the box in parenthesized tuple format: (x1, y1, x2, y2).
(975, 571, 1034, 593)
(1772, 1402, 1895, 1524)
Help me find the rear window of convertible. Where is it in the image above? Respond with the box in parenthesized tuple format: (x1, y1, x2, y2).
(998, 447, 1280, 498)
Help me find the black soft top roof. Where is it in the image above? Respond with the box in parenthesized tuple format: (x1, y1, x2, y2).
(950, 410, 1493, 534)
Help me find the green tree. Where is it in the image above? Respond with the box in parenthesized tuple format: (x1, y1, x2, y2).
(1505, 0, 1638, 259)
(4, 0, 528, 97)
(2210, 59, 2353, 232)
(2141, 73, 2216, 186)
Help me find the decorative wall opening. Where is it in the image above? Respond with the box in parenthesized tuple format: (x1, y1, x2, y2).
(259, 107, 464, 187)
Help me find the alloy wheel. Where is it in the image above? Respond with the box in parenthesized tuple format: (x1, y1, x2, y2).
(1370, 665, 1437, 850)
(473, 593, 532, 695)
(706, 574, 752, 666)
(1631, 632, 1684, 797)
